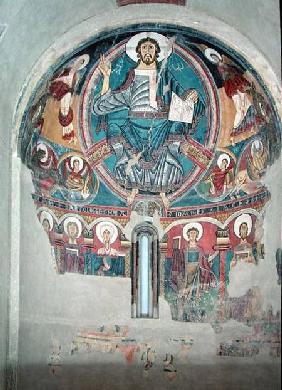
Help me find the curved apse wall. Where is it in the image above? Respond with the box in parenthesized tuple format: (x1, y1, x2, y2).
(18, 24, 281, 329)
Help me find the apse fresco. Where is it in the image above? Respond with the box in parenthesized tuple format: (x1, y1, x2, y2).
(19, 25, 281, 330)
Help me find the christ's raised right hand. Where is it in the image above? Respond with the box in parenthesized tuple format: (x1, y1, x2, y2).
(98, 54, 111, 78)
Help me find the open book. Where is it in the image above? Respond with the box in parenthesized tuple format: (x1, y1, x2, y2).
(168, 92, 195, 124)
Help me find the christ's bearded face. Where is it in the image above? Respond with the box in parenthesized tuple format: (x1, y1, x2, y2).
(139, 41, 157, 65)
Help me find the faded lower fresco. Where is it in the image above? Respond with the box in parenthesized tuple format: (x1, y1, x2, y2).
(42, 313, 280, 384)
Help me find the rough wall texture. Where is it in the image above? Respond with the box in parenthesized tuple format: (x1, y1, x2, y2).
(0, 1, 281, 389)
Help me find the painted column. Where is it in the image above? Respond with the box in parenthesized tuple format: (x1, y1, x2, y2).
(152, 239, 159, 318)
(131, 241, 137, 318)
(213, 227, 231, 320)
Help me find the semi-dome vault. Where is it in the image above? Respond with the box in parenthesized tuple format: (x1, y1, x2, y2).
(18, 23, 281, 321)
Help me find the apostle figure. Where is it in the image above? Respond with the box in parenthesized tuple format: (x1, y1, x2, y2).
(231, 214, 255, 267)
(93, 32, 205, 207)
(178, 222, 216, 298)
(63, 217, 84, 273)
(40, 210, 54, 240)
(95, 221, 124, 275)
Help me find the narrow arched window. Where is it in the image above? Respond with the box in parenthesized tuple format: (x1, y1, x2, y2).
(131, 224, 159, 318)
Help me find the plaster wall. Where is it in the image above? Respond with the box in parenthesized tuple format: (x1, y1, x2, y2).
(0, 1, 281, 389)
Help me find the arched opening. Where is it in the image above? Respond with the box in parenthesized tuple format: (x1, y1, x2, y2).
(131, 224, 159, 318)
(6, 5, 281, 388)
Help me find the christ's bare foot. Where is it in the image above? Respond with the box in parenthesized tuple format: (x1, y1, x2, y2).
(160, 192, 170, 209)
(127, 188, 139, 205)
